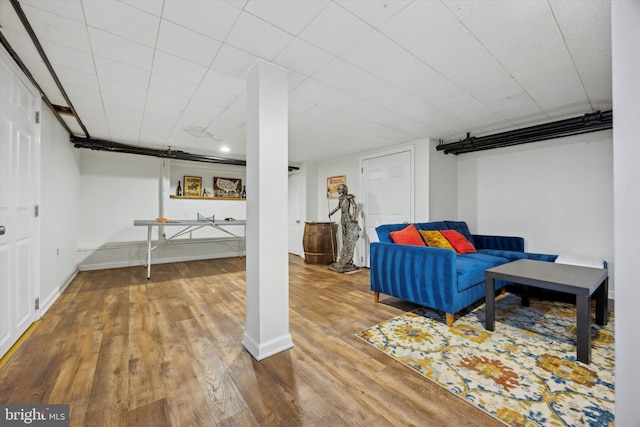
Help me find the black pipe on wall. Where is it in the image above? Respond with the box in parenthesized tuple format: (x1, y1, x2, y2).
(436, 110, 612, 155)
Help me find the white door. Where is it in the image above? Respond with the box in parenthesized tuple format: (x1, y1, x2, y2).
(360, 150, 412, 267)
(0, 46, 40, 358)
(288, 172, 304, 257)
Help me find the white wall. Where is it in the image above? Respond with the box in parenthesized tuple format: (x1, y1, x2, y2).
(77, 150, 247, 270)
(428, 139, 457, 220)
(457, 130, 613, 270)
(612, 1, 640, 423)
(39, 108, 81, 312)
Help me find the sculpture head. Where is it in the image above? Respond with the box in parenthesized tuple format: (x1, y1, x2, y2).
(337, 184, 348, 194)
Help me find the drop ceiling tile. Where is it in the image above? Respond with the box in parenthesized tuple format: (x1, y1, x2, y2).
(298, 2, 372, 56)
(152, 51, 208, 86)
(225, 12, 294, 60)
(54, 65, 99, 93)
(274, 38, 335, 76)
(162, 0, 241, 42)
(335, 1, 411, 27)
(340, 31, 405, 72)
(211, 44, 258, 78)
(88, 28, 154, 71)
(144, 91, 190, 118)
(20, 4, 91, 52)
(156, 20, 221, 67)
(93, 56, 149, 87)
(190, 86, 238, 110)
(199, 69, 246, 97)
(448, 0, 551, 44)
(83, 1, 160, 48)
(148, 72, 198, 101)
(98, 77, 147, 108)
(20, 0, 85, 24)
(40, 41, 95, 74)
(121, 0, 164, 17)
(379, 1, 459, 50)
(244, 0, 329, 35)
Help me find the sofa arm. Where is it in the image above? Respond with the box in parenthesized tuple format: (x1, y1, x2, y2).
(472, 234, 524, 252)
(369, 242, 458, 306)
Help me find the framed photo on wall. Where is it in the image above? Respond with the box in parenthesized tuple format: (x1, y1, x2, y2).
(327, 175, 346, 199)
(183, 176, 202, 197)
(214, 176, 243, 198)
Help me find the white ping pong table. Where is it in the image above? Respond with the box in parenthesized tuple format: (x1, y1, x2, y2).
(134, 218, 246, 279)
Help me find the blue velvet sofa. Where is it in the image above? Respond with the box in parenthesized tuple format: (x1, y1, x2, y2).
(370, 220, 557, 326)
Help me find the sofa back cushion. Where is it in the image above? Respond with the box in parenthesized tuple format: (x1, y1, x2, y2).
(375, 223, 414, 243)
(376, 220, 475, 244)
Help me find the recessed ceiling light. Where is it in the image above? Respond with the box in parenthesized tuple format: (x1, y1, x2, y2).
(220, 146, 230, 152)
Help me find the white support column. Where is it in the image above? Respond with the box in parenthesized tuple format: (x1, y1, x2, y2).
(243, 59, 293, 360)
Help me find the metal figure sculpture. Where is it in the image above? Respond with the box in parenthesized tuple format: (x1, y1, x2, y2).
(328, 184, 360, 273)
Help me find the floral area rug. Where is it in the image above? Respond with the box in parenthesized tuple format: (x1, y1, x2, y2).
(356, 293, 614, 426)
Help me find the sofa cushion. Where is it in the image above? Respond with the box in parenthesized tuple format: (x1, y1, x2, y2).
(455, 253, 509, 292)
(477, 249, 557, 263)
(444, 221, 476, 246)
(440, 229, 476, 254)
(390, 224, 426, 246)
(419, 230, 455, 250)
(415, 221, 448, 232)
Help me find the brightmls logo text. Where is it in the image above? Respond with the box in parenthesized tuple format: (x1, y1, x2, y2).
(1, 405, 69, 426)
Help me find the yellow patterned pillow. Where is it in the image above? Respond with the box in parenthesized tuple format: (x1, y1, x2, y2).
(419, 230, 455, 251)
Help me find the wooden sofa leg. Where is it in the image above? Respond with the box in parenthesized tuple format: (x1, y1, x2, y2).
(373, 291, 379, 303)
(446, 313, 454, 327)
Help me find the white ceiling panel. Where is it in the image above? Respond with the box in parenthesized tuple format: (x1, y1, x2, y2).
(156, 20, 222, 67)
(336, 1, 411, 27)
(0, 0, 612, 164)
(274, 38, 334, 77)
(298, 2, 372, 56)
(88, 28, 154, 71)
(82, 1, 160, 48)
(244, 0, 329, 35)
(162, 0, 240, 42)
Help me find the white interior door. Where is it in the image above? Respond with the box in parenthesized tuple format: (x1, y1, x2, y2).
(0, 46, 40, 358)
(288, 172, 304, 257)
(360, 149, 412, 267)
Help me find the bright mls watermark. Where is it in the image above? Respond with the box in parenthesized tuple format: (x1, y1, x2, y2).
(1, 405, 69, 426)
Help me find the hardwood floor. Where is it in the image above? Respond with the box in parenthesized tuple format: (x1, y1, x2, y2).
(0, 255, 501, 426)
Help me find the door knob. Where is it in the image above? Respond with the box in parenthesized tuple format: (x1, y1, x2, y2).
(0, 225, 5, 235)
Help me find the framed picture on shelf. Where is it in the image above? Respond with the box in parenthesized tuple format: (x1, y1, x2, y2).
(214, 177, 243, 198)
(327, 175, 346, 199)
(183, 176, 202, 197)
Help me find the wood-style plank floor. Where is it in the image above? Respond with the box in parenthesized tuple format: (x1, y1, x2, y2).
(0, 255, 501, 426)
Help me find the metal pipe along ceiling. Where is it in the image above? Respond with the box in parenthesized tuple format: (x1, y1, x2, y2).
(70, 136, 300, 171)
(436, 110, 613, 155)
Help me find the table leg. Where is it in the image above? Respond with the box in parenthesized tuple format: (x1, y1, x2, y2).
(146, 226, 152, 280)
(485, 277, 495, 331)
(594, 277, 608, 326)
(520, 284, 530, 307)
(576, 294, 591, 364)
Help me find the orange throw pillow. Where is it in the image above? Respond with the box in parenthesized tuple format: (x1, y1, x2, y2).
(440, 229, 476, 254)
(419, 230, 455, 251)
(390, 224, 426, 246)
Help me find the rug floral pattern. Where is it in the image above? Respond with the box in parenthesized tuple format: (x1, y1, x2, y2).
(356, 293, 614, 426)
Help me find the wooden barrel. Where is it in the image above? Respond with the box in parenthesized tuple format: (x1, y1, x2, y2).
(303, 222, 336, 265)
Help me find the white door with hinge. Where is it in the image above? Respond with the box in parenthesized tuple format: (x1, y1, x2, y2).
(288, 172, 304, 257)
(0, 46, 41, 358)
(360, 149, 412, 267)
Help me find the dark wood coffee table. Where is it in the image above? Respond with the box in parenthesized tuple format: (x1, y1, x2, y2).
(484, 259, 608, 364)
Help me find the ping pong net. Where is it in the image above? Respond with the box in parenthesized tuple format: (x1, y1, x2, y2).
(197, 213, 215, 223)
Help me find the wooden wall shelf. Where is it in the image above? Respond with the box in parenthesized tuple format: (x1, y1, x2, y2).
(170, 195, 246, 201)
